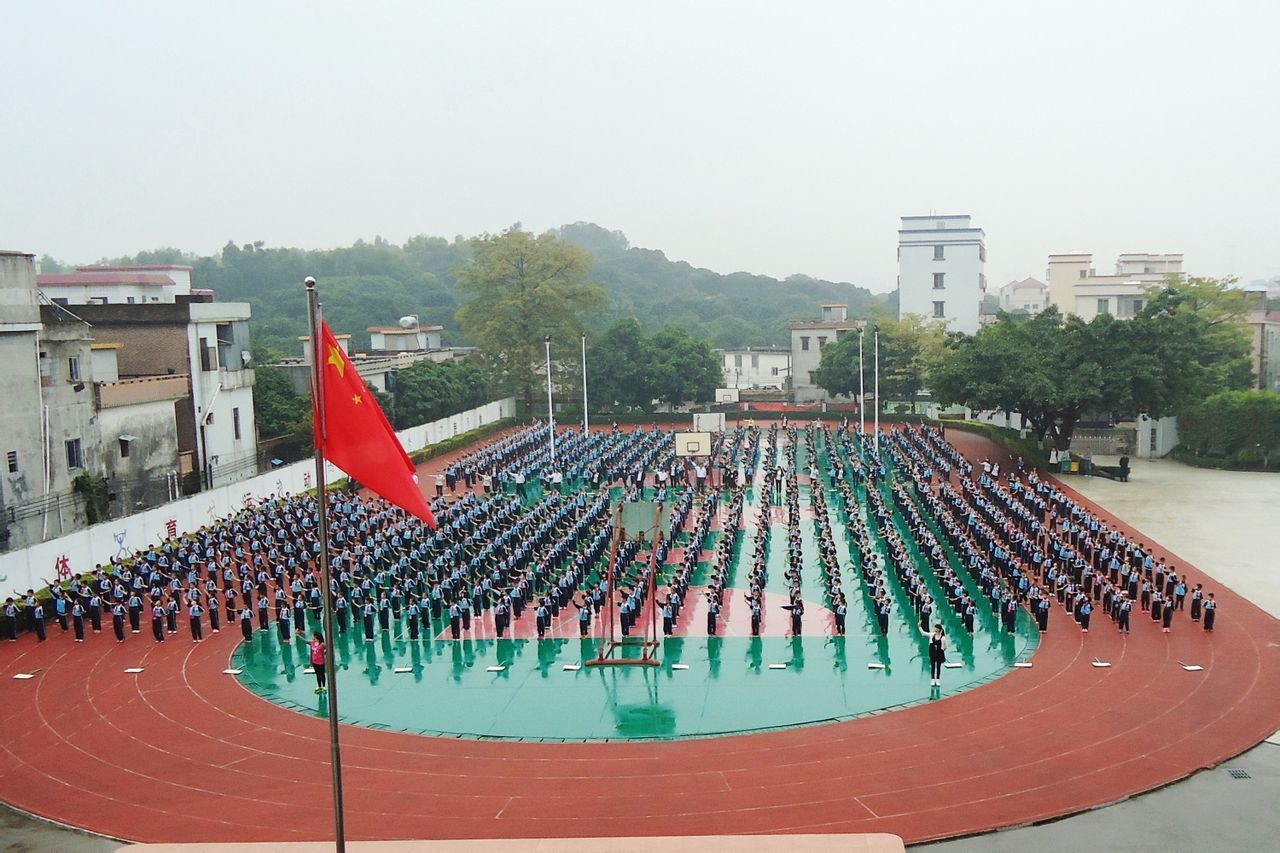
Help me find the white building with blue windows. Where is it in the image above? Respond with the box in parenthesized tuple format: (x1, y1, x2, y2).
(897, 214, 986, 335)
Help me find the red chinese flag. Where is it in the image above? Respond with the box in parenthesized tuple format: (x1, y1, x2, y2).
(313, 321, 436, 528)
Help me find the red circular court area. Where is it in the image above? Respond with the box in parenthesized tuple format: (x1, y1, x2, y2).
(1, 432, 1278, 845)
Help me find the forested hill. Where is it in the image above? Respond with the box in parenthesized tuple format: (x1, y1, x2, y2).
(64, 222, 886, 357)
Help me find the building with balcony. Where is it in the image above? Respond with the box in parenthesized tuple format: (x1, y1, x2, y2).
(1046, 252, 1183, 321)
(35, 266, 257, 490)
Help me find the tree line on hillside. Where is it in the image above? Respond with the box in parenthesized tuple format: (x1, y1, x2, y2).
(59, 222, 880, 359)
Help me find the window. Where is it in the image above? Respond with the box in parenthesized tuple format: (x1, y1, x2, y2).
(933, 273, 945, 290)
(233, 407, 242, 441)
(89, 296, 108, 305)
(67, 356, 81, 382)
(817, 336, 827, 349)
(933, 301, 946, 318)
(6, 451, 16, 473)
(1029, 303, 1039, 311)
(118, 438, 131, 458)
(1079, 269, 1088, 279)
(933, 245, 945, 260)
(126, 296, 136, 304)
(65, 438, 83, 471)
(52, 297, 69, 307)
(771, 367, 779, 376)
(750, 354, 759, 369)
(1132, 298, 1144, 313)
(199, 338, 214, 371)
(979, 245, 986, 263)
(1097, 299, 1110, 315)
(800, 336, 810, 351)
(733, 354, 742, 368)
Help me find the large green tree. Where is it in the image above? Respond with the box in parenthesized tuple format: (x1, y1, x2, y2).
(389, 359, 489, 429)
(454, 229, 606, 405)
(1179, 390, 1280, 461)
(930, 289, 1253, 450)
(650, 325, 721, 406)
(585, 319, 720, 411)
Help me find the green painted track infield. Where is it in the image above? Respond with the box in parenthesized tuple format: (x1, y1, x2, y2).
(233, 430, 1038, 741)
(233, 623, 1036, 741)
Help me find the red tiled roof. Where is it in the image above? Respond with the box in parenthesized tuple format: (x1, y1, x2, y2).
(37, 272, 175, 287)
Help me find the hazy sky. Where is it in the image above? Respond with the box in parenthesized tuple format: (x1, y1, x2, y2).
(3, 1, 1277, 293)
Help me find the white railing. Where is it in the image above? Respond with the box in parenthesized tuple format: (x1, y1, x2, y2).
(0, 398, 516, 593)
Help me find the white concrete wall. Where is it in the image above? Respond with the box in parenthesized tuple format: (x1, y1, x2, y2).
(0, 398, 516, 592)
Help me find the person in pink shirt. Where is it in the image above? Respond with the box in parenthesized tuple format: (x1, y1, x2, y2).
(309, 631, 327, 694)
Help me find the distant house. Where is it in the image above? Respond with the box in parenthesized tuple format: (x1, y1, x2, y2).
(999, 277, 1049, 313)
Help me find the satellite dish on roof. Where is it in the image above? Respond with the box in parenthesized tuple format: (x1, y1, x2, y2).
(398, 315, 418, 329)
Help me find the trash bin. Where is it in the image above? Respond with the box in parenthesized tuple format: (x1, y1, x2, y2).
(1070, 461, 1080, 473)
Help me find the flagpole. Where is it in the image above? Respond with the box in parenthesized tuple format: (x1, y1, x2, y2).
(873, 323, 880, 456)
(858, 327, 865, 433)
(305, 275, 347, 853)
(544, 335, 556, 464)
(581, 331, 589, 434)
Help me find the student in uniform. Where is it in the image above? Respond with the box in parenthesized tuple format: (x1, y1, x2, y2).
(1161, 597, 1175, 633)
(834, 597, 847, 636)
(208, 593, 221, 634)
(449, 601, 463, 640)
(71, 599, 87, 642)
(29, 600, 46, 642)
(577, 599, 592, 637)
(151, 601, 167, 642)
(706, 596, 720, 636)
(240, 608, 254, 641)
(1078, 598, 1092, 633)
(406, 601, 421, 640)
(189, 600, 205, 642)
(257, 595, 270, 632)
(128, 593, 143, 633)
(277, 605, 292, 642)
(1189, 584, 1204, 622)
(362, 601, 376, 641)
(1203, 594, 1217, 631)
(111, 602, 126, 642)
(877, 597, 891, 635)
(928, 624, 947, 687)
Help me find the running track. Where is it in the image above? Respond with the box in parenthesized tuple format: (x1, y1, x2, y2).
(1, 431, 1278, 845)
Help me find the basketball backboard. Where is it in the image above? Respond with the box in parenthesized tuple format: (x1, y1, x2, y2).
(674, 432, 713, 457)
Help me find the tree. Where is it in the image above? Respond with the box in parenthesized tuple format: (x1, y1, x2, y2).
(454, 230, 606, 405)
(650, 325, 721, 406)
(812, 315, 948, 402)
(390, 360, 489, 429)
(252, 365, 312, 446)
(1179, 390, 1280, 461)
(930, 300, 1254, 451)
(587, 318, 657, 410)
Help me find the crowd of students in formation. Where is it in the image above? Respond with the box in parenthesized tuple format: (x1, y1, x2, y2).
(4, 418, 1221, 663)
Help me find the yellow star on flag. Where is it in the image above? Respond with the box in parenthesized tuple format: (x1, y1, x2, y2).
(352, 393, 363, 404)
(327, 344, 346, 378)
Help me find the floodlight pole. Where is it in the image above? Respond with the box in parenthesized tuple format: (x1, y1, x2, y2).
(858, 327, 865, 433)
(581, 332, 589, 434)
(544, 335, 556, 464)
(873, 324, 880, 456)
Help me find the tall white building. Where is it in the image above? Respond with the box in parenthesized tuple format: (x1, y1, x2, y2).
(897, 215, 986, 335)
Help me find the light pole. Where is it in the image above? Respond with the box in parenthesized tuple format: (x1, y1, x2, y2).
(544, 335, 556, 464)
(873, 324, 880, 455)
(858, 327, 865, 433)
(581, 332, 589, 433)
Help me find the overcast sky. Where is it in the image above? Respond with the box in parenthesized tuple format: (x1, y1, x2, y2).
(3, 1, 1277, 292)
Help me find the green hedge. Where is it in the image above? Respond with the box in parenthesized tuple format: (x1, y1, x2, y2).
(1172, 447, 1280, 472)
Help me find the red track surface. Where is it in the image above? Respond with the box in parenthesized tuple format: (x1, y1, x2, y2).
(1, 431, 1279, 845)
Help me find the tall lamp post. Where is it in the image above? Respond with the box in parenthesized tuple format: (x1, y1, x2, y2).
(873, 323, 880, 455)
(544, 335, 556, 464)
(581, 331, 589, 433)
(858, 327, 865, 433)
